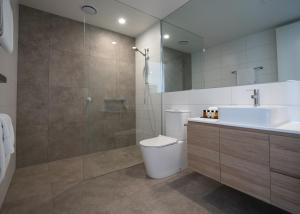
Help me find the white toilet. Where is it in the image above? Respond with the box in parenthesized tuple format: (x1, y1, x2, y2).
(139, 109, 190, 179)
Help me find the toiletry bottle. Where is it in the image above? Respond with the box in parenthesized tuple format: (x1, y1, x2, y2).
(202, 110, 207, 118)
(211, 110, 215, 119)
(214, 110, 219, 119)
(207, 110, 211, 118)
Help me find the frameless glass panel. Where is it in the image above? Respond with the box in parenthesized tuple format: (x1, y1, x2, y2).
(83, 0, 161, 153)
(17, 0, 161, 165)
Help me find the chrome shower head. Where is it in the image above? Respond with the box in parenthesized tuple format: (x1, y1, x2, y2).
(132, 46, 147, 57)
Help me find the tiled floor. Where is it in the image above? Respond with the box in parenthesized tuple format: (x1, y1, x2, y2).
(1, 146, 288, 214)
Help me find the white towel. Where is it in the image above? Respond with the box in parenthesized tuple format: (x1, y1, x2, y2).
(0, 126, 6, 182)
(0, 114, 15, 155)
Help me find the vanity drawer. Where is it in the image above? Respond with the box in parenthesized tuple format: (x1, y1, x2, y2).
(271, 172, 300, 214)
(187, 123, 219, 151)
(220, 128, 270, 202)
(187, 123, 220, 181)
(270, 135, 300, 178)
(220, 128, 269, 166)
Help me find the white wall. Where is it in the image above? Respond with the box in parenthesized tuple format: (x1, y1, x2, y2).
(0, 0, 18, 208)
(135, 23, 162, 142)
(192, 29, 278, 89)
(163, 81, 300, 133)
(277, 21, 300, 82)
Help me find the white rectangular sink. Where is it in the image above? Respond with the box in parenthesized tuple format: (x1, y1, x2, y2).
(218, 106, 288, 127)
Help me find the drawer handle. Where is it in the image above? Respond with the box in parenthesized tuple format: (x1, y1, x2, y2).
(271, 168, 300, 180)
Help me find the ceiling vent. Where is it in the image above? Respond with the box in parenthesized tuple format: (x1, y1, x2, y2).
(81, 4, 98, 15)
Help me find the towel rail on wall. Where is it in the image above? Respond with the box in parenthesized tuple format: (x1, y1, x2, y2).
(0, 73, 7, 83)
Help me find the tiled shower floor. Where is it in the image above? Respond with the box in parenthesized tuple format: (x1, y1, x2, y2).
(1, 145, 287, 214)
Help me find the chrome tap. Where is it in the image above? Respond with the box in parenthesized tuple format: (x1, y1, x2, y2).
(250, 89, 260, 107)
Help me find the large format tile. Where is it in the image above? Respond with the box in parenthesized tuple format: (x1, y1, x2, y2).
(48, 157, 83, 196)
(87, 56, 117, 93)
(50, 15, 87, 55)
(16, 125, 48, 168)
(49, 50, 88, 88)
(1, 195, 53, 214)
(48, 123, 86, 161)
(17, 84, 49, 126)
(86, 25, 119, 59)
(1, 157, 289, 214)
(18, 42, 50, 87)
(49, 87, 88, 125)
(19, 5, 51, 48)
(83, 146, 142, 179)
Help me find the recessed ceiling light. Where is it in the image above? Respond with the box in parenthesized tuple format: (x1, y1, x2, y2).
(112, 41, 117, 45)
(118, 17, 126, 25)
(163, 34, 170, 39)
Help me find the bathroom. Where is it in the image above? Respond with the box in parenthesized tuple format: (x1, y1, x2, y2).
(0, 0, 299, 213)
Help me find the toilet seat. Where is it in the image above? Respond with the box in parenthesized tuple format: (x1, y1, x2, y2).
(139, 135, 178, 147)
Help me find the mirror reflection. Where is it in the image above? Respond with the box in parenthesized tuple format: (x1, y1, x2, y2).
(162, 0, 300, 92)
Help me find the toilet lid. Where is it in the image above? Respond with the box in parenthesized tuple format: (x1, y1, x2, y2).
(139, 135, 178, 147)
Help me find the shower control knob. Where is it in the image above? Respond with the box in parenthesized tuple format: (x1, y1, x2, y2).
(86, 97, 92, 102)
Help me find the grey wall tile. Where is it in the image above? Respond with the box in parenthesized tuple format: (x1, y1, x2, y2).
(18, 42, 50, 86)
(86, 25, 119, 59)
(16, 125, 49, 168)
(19, 5, 51, 48)
(49, 87, 88, 125)
(17, 84, 49, 126)
(17, 6, 136, 167)
(50, 15, 88, 55)
(49, 50, 88, 88)
(48, 123, 86, 161)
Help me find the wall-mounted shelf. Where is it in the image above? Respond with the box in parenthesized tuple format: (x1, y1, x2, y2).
(0, 73, 7, 83)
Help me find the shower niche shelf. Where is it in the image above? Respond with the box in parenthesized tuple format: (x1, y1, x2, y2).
(102, 98, 128, 113)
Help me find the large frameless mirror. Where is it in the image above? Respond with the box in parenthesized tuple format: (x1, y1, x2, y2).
(162, 0, 300, 92)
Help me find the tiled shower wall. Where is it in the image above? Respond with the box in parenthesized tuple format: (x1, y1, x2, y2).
(17, 6, 136, 168)
(163, 47, 192, 92)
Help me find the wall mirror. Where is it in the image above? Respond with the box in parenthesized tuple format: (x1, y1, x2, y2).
(162, 0, 300, 92)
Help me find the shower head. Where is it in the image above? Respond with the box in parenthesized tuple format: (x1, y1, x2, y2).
(132, 46, 147, 57)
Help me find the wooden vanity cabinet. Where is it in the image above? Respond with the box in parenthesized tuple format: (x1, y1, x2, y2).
(270, 135, 300, 213)
(187, 122, 300, 213)
(187, 123, 220, 181)
(220, 128, 270, 202)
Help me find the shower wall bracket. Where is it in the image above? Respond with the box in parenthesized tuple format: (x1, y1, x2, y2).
(0, 73, 7, 83)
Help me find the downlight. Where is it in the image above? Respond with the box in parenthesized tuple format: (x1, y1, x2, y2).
(81, 4, 98, 15)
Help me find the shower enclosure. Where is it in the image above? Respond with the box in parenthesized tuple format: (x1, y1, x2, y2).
(16, 0, 162, 169)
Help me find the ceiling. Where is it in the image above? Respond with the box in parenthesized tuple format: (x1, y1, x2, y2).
(162, 22, 203, 53)
(18, 0, 162, 38)
(117, 0, 190, 19)
(164, 0, 300, 48)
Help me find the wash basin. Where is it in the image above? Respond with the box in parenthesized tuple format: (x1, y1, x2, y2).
(218, 106, 288, 127)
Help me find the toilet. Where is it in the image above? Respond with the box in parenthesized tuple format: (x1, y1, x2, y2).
(139, 109, 190, 179)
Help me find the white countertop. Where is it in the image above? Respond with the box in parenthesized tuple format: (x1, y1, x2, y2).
(188, 117, 300, 135)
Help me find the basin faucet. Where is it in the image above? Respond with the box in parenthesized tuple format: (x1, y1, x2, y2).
(250, 89, 260, 107)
